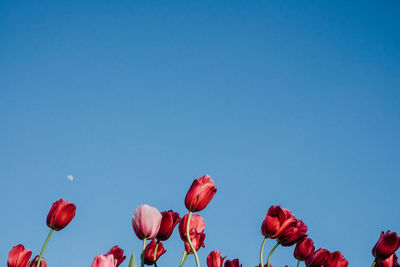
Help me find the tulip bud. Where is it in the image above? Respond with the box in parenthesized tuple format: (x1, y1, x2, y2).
(261, 205, 296, 239)
(105, 246, 126, 267)
(185, 175, 217, 212)
(376, 253, 400, 267)
(7, 244, 32, 267)
(46, 198, 76, 231)
(207, 250, 226, 267)
(132, 204, 162, 240)
(91, 254, 117, 267)
(305, 248, 330, 267)
(372, 231, 400, 260)
(294, 238, 315, 261)
(278, 219, 308, 246)
(143, 239, 166, 265)
(157, 210, 180, 241)
(179, 214, 206, 254)
(29, 255, 47, 267)
(325, 251, 348, 267)
(224, 259, 242, 267)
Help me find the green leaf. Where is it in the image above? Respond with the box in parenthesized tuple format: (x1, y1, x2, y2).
(128, 252, 137, 267)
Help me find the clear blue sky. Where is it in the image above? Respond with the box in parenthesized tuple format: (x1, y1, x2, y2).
(1, 1, 399, 266)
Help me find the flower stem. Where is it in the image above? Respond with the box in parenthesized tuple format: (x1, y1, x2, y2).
(371, 260, 376, 267)
(260, 237, 267, 267)
(297, 259, 300, 267)
(153, 240, 159, 266)
(266, 242, 279, 267)
(180, 250, 188, 267)
(141, 238, 147, 267)
(37, 228, 54, 267)
(186, 211, 200, 267)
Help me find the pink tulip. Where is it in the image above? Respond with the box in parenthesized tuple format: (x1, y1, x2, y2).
(91, 254, 117, 267)
(132, 204, 162, 240)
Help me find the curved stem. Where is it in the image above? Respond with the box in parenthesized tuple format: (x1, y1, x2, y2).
(186, 211, 200, 267)
(296, 259, 300, 267)
(260, 237, 267, 267)
(153, 240, 159, 266)
(371, 260, 376, 267)
(37, 228, 54, 267)
(141, 238, 147, 267)
(179, 250, 188, 267)
(266, 242, 279, 267)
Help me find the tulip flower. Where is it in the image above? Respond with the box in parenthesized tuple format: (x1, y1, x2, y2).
(325, 251, 348, 267)
(305, 248, 330, 267)
(375, 253, 400, 267)
(143, 239, 166, 265)
(132, 204, 162, 240)
(105, 246, 126, 267)
(224, 259, 242, 267)
(157, 210, 180, 241)
(294, 238, 315, 261)
(277, 219, 308, 246)
(185, 175, 217, 212)
(207, 251, 226, 267)
(7, 244, 32, 267)
(91, 254, 117, 267)
(261, 206, 296, 239)
(29, 256, 47, 267)
(179, 214, 206, 253)
(372, 231, 400, 260)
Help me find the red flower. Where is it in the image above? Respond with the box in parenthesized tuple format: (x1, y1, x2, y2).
(305, 248, 330, 267)
(105, 246, 126, 267)
(277, 219, 308, 246)
(179, 214, 206, 254)
(224, 259, 242, 267)
(376, 253, 400, 267)
(207, 250, 226, 267)
(294, 238, 315, 261)
(28, 256, 47, 267)
(143, 239, 166, 265)
(373, 231, 400, 260)
(157, 210, 180, 241)
(7, 244, 32, 267)
(185, 175, 217, 212)
(261, 206, 296, 239)
(326, 251, 348, 267)
(46, 198, 76, 231)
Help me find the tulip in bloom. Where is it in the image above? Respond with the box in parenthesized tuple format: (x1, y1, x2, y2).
(157, 210, 180, 241)
(179, 213, 206, 253)
(143, 239, 166, 265)
(376, 253, 400, 267)
(91, 254, 117, 267)
(261, 205, 296, 239)
(185, 175, 217, 212)
(46, 198, 76, 231)
(326, 251, 348, 267)
(132, 204, 162, 240)
(305, 248, 330, 267)
(277, 219, 308, 246)
(105, 246, 126, 267)
(29, 256, 47, 267)
(207, 250, 226, 267)
(224, 259, 242, 267)
(372, 231, 400, 260)
(7, 244, 32, 267)
(294, 237, 315, 261)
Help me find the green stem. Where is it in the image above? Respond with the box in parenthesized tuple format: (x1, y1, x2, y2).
(371, 260, 376, 267)
(297, 259, 300, 267)
(186, 211, 200, 267)
(141, 238, 147, 267)
(266, 242, 279, 267)
(37, 228, 54, 267)
(153, 240, 159, 266)
(260, 237, 267, 267)
(179, 250, 188, 267)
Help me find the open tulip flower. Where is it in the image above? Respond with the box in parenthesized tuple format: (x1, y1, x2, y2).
(179, 214, 206, 254)
(7, 244, 32, 267)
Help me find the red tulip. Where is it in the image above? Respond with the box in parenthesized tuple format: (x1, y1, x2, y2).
(46, 198, 76, 231)
(132, 204, 162, 240)
(105, 246, 126, 267)
(185, 175, 217, 212)
(28, 256, 47, 267)
(305, 248, 330, 267)
(157, 210, 180, 241)
(294, 237, 315, 261)
(179, 214, 206, 254)
(143, 239, 166, 265)
(91, 254, 117, 267)
(207, 250, 226, 267)
(373, 231, 400, 260)
(326, 251, 348, 267)
(261, 206, 296, 239)
(7, 244, 32, 267)
(376, 253, 400, 267)
(224, 259, 242, 267)
(278, 219, 308, 246)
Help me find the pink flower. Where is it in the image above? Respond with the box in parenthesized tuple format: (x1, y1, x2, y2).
(7, 244, 32, 267)
(91, 254, 117, 267)
(185, 175, 217, 212)
(132, 204, 162, 240)
(179, 214, 206, 254)
(105, 246, 126, 267)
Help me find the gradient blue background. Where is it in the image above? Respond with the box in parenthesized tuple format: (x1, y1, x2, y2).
(1, 1, 399, 266)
